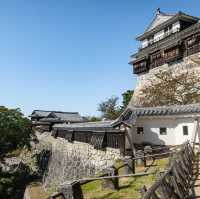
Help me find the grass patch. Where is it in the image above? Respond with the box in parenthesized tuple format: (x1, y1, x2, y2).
(82, 158, 168, 199)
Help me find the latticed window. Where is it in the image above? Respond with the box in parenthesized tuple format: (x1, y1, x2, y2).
(164, 47, 180, 60)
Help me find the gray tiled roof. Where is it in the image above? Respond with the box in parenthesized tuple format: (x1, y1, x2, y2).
(112, 104, 200, 127)
(31, 110, 51, 117)
(53, 112, 84, 122)
(40, 118, 62, 122)
(128, 103, 200, 116)
(30, 110, 84, 122)
(53, 120, 117, 131)
(136, 11, 199, 40)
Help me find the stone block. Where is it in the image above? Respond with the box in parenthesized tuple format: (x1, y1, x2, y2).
(123, 157, 135, 174)
(60, 181, 83, 199)
(136, 150, 144, 166)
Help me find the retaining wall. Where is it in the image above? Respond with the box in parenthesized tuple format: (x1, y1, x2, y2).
(36, 132, 122, 189)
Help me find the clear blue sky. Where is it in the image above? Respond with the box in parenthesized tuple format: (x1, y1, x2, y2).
(1, 0, 199, 117)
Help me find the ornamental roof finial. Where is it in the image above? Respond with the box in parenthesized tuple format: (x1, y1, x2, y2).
(156, 8, 161, 15)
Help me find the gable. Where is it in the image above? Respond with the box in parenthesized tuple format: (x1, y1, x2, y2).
(47, 112, 58, 118)
(31, 110, 51, 118)
(145, 12, 174, 33)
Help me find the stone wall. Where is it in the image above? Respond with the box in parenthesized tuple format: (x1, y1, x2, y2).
(36, 132, 122, 190)
(130, 52, 200, 106)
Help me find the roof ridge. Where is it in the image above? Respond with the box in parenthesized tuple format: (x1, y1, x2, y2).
(33, 110, 79, 114)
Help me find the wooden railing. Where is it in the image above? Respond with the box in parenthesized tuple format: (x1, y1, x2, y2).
(141, 141, 196, 199)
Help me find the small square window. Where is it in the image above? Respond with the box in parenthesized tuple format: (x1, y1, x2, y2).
(137, 127, 144, 134)
(183, 126, 188, 135)
(160, 127, 167, 135)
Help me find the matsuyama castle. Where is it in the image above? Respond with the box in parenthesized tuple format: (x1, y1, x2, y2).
(32, 10, 200, 154)
(115, 9, 200, 147)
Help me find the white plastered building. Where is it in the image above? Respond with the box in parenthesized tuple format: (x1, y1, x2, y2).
(112, 104, 200, 146)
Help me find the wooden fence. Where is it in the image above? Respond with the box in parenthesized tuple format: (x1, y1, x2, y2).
(141, 141, 197, 199)
(52, 129, 125, 155)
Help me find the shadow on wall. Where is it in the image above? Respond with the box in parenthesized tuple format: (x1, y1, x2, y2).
(144, 130, 166, 145)
(133, 121, 179, 146)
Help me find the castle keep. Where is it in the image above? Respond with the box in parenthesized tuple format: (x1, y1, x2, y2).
(130, 9, 200, 74)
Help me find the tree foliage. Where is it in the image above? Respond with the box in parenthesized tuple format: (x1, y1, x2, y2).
(0, 106, 32, 152)
(86, 116, 101, 122)
(121, 90, 134, 109)
(0, 166, 32, 199)
(140, 70, 200, 107)
(98, 96, 121, 120)
(0, 106, 34, 199)
(97, 90, 134, 120)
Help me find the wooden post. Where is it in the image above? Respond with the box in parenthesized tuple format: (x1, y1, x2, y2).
(102, 167, 119, 190)
(197, 117, 200, 150)
(125, 126, 136, 174)
(144, 146, 153, 167)
(60, 181, 83, 199)
(119, 132, 126, 156)
(136, 150, 144, 166)
(144, 152, 147, 167)
(123, 157, 135, 174)
(192, 117, 200, 150)
(140, 185, 148, 198)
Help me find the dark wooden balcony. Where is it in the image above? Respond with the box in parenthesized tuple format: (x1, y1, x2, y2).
(133, 61, 149, 74)
(133, 64, 149, 74)
(164, 47, 183, 63)
(186, 42, 200, 56)
(164, 53, 183, 63)
(150, 58, 164, 69)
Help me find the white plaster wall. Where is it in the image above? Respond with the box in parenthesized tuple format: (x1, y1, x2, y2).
(130, 116, 196, 146)
(172, 21, 180, 33)
(154, 30, 164, 42)
(174, 118, 196, 145)
(141, 39, 148, 48)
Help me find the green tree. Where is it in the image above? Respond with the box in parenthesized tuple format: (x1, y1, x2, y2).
(0, 106, 33, 152)
(98, 96, 121, 120)
(86, 116, 101, 122)
(0, 106, 34, 199)
(121, 90, 134, 110)
(140, 70, 200, 107)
